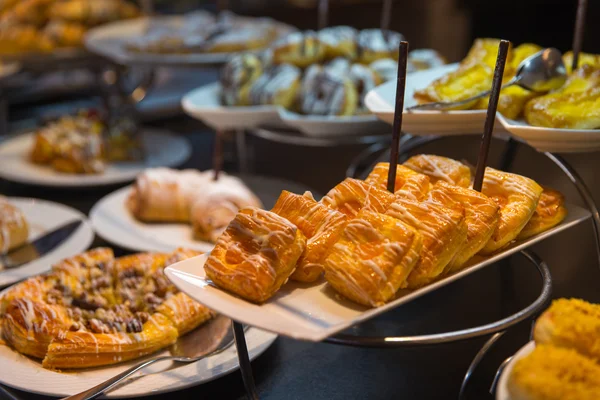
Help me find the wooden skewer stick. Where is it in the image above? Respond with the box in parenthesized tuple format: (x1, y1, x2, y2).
(386, 41, 409, 193)
(571, 0, 588, 71)
(213, 130, 224, 181)
(380, 0, 393, 33)
(318, 0, 329, 30)
(472, 40, 510, 192)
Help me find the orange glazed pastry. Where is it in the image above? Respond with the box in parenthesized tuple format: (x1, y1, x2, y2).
(204, 207, 306, 303)
(365, 162, 431, 200)
(517, 186, 567, 241)
(403, 154, 472, 188)
(271, 191, 347, 282)
(428, 181, 499, 271)
(324, 210, 422, 307)
(386, 197, 467, 288)
(321, 178, 394, 218)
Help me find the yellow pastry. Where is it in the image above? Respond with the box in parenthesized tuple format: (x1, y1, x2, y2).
(318, 26, 357, 60)
(298, 64, 358, 116)
(324, 210, 422, 307)
(365, 162, 431, 200)
(271, 31, 326, 68)
(321, 178, 395, 218)
(245, 64, 301, 109)
(563, 51, 600, 73)
(220, 53, 264, 106)
(204, 207, 306, 303)
(403, 154, 472, 188)
(0, 195, 29, 255)
(517, 186, 567, 240)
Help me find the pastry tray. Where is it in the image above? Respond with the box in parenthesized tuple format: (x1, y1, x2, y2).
(166, 203, 590, 342)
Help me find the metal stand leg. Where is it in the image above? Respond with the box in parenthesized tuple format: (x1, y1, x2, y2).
(236, 129, 249, 174)
(498, 137, 519, 171)
(232, 321, 259, 400)
(459, 331, 506, 400)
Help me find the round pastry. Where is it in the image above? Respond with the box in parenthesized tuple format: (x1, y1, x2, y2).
(369, 58, 398, 82)
(356, 29, 404, 64)
(408, 48, 446, 72)
(246, 64, 302, 108)
(349, 63, 383, 110)
(318, 25, 357, 60)
(220, 53, 264, 106)
(324, 57, 351, 76)
(271, 30, 326, 68)
(203, 24, 276, 53)
(299, 65, 358, 116)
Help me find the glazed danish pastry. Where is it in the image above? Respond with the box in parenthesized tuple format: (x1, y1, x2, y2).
(318, 26, 357, 60)
(403, 155, 472, 188)
(365, 162, 431, 200)
(324, 210, 422, 307)
(271, 191, 347, 282)
(0, 196, 29, 255)
(271, 31, 326, 68)
(220, 53, 264, 106)
(298, 64, 357, 116)
(479, 168, 543, 254)
(204, 207, 306, 303)
(321, 178, 395, 218)
(246, 64, 301, 108)
(517, 186, 567, 241)
(356, 29, 404, 64)
(349, 63, 383, 111)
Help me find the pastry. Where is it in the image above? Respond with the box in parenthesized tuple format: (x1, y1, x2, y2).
(386, 197, 467, 288)
(407, 49, 446, 72)
(220, 53, 264, 106)
(517, 186, 567, 240)
(563, 51, 600, 73)
(321, 178, 395, 218)
(0, 24, 55, 54)
(246, 64, 301, 108)
(324, 210, 422, 307)
(369, 58, 398, 82)
(0, 248, 215, 369)
(479, 168, 543, 254)
(42, 20, 86, 47)
(349, 63, 383, 110)
(355, 29, 404, 64)
(318, 25, 357, 60)
(0, 196, 29, 255)
(271, 191, 347, 282)
(403, 154, 472, 188)
(365, 162, 431, 200)
(48, 0, 140, 25)
(271, 31, 326, 68)
(428, 181, 499, 270)
(298, 64, 358, 116)
(204, 207, 306, 303)
(203, 24, 276, 53)
(508, 344, 600, 400)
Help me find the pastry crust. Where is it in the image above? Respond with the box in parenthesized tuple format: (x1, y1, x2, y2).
(0, 196, 29, 254)
(321, 178, 395, 218)
(324, 210, 422, 307)
(204, 207, 306, 303)
(517, 186, 567, 240)
(365, 162, 431, 200)
(403, 155, 472, 188)
(271, 31, 326, 68)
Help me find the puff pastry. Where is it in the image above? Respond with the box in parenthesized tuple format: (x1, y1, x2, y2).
(365, 162, 431, 200)
(428, 181, 499, 271)
(204, 207, 306, 303)
(403, 155, 472, 188)
(479, 168, 543, 254)
(321, 178, 395, 218)
(386, 197, 467, 288)
(271, 191, 347, 282)
(324, 210, 422, 307)
(0, 248, 215, 369)
(517, 186, 567, 241)
(0, 196, 29, 255)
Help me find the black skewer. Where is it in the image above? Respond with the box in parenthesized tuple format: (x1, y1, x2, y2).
(386, 41, 409, 193)
(380, 0, 393, 33)
(318, 0, 329, 30)
(571, 0, 588, 71)
(472, 40, 510, 192)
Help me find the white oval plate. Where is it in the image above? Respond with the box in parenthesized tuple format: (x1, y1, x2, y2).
(276, 108, 389, 137)
(496, 341, 535, 400)
(85, 16, 294, 67)
(0, 197, 94, 287)
(365, 63, 508, 136)
(0, 129, 191, 187)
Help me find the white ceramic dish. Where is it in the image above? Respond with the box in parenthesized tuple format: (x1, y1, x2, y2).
(0, 129, 191, 187)
(277, 108, 389, 137)
(85, 16, 294, 67)
(166, 204, 589, 342)
(0, 197, 94, 287)
(496, 341, 535, 400)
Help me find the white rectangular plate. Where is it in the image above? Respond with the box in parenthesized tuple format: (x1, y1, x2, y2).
(166, 204, 589, 342)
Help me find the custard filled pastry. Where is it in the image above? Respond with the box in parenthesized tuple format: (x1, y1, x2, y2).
(220, 53, 264, 106)
(386, 197, 467, 288)
(298, 65, 357, 116)
(403, 154, 472, 188)
(517, 186, 567, 240)
(246, 64, 301, 108)
(321, 178, 394, 218)
(318, 25, 357, 60)
(272, 191, 347, 282)
(428, 181, 499, 271)
(365, 162, 430, 201)
(204, 207, 306, 303)
(355, 29, 404, 64)
(0, 196, 29, 255)
(479, 168, 543, 254)
(271, 31, 326, 68)
(324, 210, 422, 307)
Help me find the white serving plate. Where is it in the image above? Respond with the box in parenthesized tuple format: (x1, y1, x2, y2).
(0, 129, 191, 187)
(496, 341, 535, 400)
(85, 16, 294, 67)
(166, 204, 589, 342)
(277, 108, 389, 137)
(0, 197, 94, 287)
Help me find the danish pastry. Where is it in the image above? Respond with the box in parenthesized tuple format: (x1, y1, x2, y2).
(407, 49, 446, 72)
(203, 24, 276, 53)
(563, 51, 600, 73)
(0, 196, 29, 255)
(369, 58, 398, 82)
(271, 31, 326, 68)
(204, 207, 306, 303)
(355, 29, 404, 64)
(365, 162, 431, 200)
(271, 191, 347, 282)
(48, 0, 140, 25)
(246, 64, 301, 108)
(298, 65, 358, 116)
(220, 53, 264, 106)
(349, 63, 383, 110)
(321, 178, 395, 218)
(318, 25, 357, 60)
(517, 186, 567, 240)
(479, 168, 543, 254)
(324, 210, 422, 307)
(403, 154, 472, 188)
(386, 197, 467, 288)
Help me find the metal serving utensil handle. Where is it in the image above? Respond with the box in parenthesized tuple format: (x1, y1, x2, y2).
(407, 76, 520, 111)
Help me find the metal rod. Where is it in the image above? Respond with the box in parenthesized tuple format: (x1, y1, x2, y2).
(318, 0, 329, 30)
(232, 321, 259, 400)
(380, 0, 393, 33)
(472, 40, 510, 192)
(213, 130, 224, 181)
(571, 0, 588, 71)
(459, 331, 506, 400)
(386, 41, 409, 193)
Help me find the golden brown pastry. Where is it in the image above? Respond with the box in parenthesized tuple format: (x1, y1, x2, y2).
(220, 53, 264, 106)
(403, 155, 472, 188)
(517, 186, 567, 240)
(324, 210, 422, 307)
(48, 0, 140, 25)
(271, 191, 347, 282)
(428, 181, 499, 271)
(365, 162, 431, 200)
(0, 24, 54, 54)
(298, 64, 358, 116)
(479, 168, 543, 254)
(563, 51, 600, 73)
(245, 64, 302, 109)
(0, 196, 29, 255)
(386, 197, 467, 288)
(43, 20, 86, 47)
(204, 207, 306, 303)
(321, 178, 395, 218)
(318, 26, 357, 60)
(271, 31, 326, 68)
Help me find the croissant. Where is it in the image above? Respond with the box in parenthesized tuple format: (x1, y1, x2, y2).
(321, 178, 395, 218)
(517, 186, 567, 240)
(0, 196, 29, 255)
(403, 154, 472, 188)
(365, 162, 431, 200)
(271, 191, 347, 282)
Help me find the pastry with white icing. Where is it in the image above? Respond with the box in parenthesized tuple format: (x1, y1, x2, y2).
(220, 53, 264, 106)
(319, 25, 357, 59)
(0, 195, 29, 256)
(349, 63, 383, 110)
(246, 64, 301, 108)
(271, 30, 326, 68)
(356, 29, 404, 64)
(403, 154, 472, 188)
(298, 64, 358, 116)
